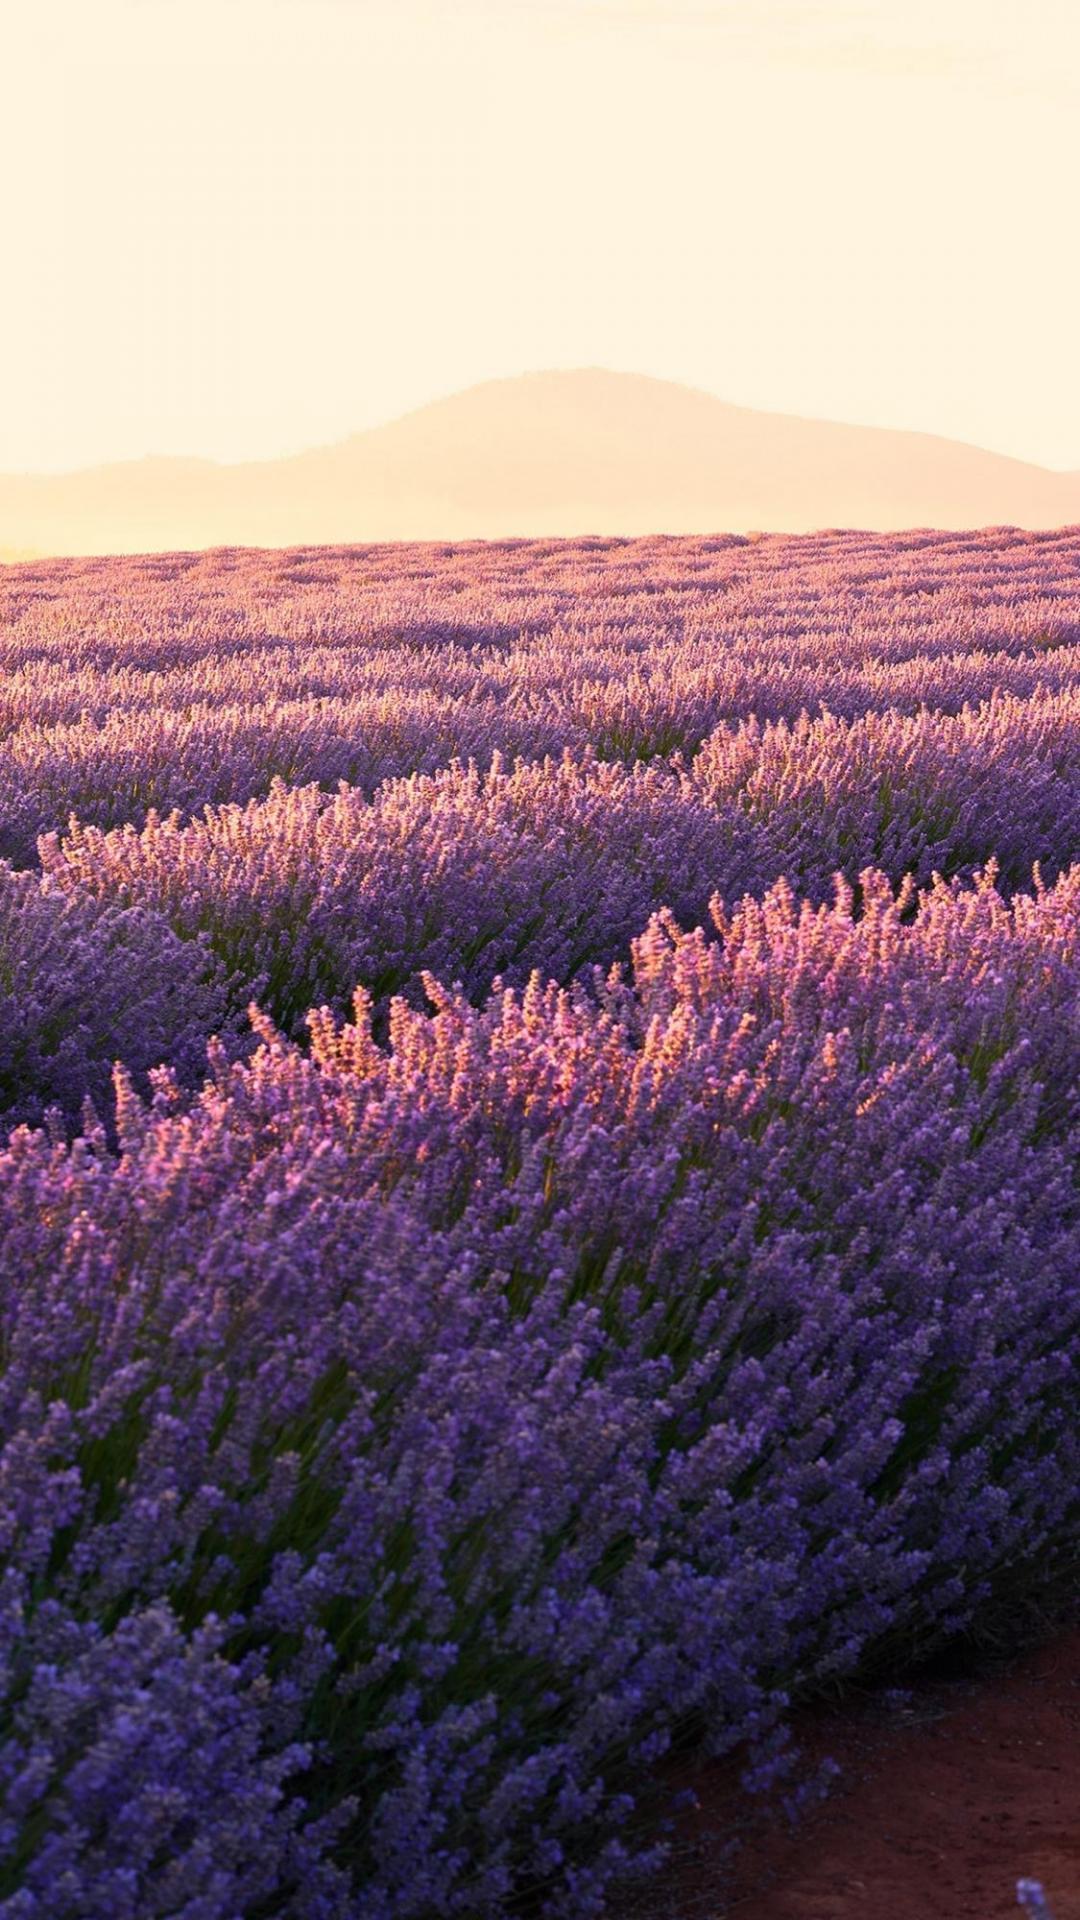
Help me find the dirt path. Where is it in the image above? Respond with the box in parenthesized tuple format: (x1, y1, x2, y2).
(645, 1630, 1080, 1919)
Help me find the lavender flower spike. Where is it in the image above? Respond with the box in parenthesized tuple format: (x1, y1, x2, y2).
(1017, 1881, 1055, 1919)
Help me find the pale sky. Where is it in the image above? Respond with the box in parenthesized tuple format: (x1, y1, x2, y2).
(4, 0, 1079, 473)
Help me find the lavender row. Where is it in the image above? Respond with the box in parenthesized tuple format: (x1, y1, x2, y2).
(23, 680, 1080, 1081)
(37, 756, 755, 1044)
(694, 685, 1080, 897)
(3, 867, 1080, 1914)
(6, 649, 1080, 871)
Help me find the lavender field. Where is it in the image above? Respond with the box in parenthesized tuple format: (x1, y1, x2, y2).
(3, 526, 1080, 1917)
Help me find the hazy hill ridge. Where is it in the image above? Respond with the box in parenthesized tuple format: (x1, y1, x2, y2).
(4, 369, 1080, 557)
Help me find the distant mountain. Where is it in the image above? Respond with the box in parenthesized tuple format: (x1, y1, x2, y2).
(3, 370, 1079, 558)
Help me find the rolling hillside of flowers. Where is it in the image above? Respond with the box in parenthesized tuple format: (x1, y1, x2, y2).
(2, 525, 1080, 1916)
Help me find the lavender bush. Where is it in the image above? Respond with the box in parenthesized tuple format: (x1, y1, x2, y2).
(1, 530, 1080, 1913)
(0, 862, 227, 1134)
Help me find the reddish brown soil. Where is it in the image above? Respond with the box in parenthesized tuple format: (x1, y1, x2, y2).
(641, 1630, 1080, 1919)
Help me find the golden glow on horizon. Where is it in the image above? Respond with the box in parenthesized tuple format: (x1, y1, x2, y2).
(3, 0, 1080, 475)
